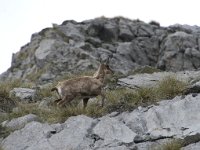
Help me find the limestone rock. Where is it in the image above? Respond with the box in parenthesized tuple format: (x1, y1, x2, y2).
(118, 70, 200, 89)
(1, 115, 95, 150)
(3, 17, 200, 83)
(1, 121, 56, 150)
(116, 94, 200, 142)
(2, 114, 39, 130)
(93, 116, 136, 143)
(9, 88, 37, 102)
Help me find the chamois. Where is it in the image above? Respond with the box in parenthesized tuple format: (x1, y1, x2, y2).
(51, 62, 113, 108)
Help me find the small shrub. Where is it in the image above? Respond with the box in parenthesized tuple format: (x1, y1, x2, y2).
(0, 79, 34, 98)
(0, 80, 25, 113)
(156, 76, 187, 100)
(133, 87, 157, 105)
(18, 51, 28, 60)
(5, 101, 105, 123)
(0, 79, 22, 98)
(0, 125, 12, 139)
(156, 140, 182, 150)
(105, 88, 139, 112)
(36, 85, 56, 99)
(105, 76, 187, 113)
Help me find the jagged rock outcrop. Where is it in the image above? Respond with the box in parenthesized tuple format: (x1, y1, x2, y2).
(2, 94, 200, 150)
(1, 17, 200, 83)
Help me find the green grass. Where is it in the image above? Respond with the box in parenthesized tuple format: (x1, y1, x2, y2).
(0, 125, 12, 139)
(4, 102, 105, 124)
(0, 79, 22, 98)
(105, 76, 188, 113)
(0, 76, 188, 124)
(156, 76, 187, 100)
(155, 140, 182, 150)
(0, 79, 36, 113)
(129, 66, 162, 75)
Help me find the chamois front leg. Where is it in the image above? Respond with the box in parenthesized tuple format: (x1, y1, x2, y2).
(83, 98, 89, 109)
(100, 91, 105, 107)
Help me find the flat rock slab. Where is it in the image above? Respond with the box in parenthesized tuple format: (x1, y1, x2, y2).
(116, 94, 200, 141)
(93, 116, 136, 143)
(2, 114, 39, 130)
(1, 115, 95, 150)
(118, 71, 200, 89)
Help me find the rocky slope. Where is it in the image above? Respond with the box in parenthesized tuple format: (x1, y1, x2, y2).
(1, 71, 200, 150)
(2, 17, 200, 150)
(1, 17, 200, 84)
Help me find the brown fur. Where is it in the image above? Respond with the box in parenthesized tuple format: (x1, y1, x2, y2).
(51, 63, 113, 108)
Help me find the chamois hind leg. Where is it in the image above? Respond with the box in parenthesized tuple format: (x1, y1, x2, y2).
(100, 91, 105, 107)
(83, 98, 89, 109)
(57, 95, 74, 107)
(54, 98, 62, 103)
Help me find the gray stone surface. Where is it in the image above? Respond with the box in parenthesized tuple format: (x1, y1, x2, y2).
(118, 70, 200, 89)
(1, 121, 55, 150)
(3, 94, 200, 149)
(2, 114, 39, 130)
(116, 94, 200, 141)
(49, 115, 94, 150)
(1, 115, 95, 150)
(9, 88, 37, 102)
(93, 116, 136, 143)
(158, 31, 200, 71)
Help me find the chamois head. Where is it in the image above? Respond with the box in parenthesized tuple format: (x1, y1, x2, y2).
(93, 58, 113, 79)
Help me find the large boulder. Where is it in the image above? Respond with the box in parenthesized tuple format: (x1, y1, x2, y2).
(1, 115, 95, 150)
(93, 116, 136, 143)
(116, 94, 200, 143)
(2, 114, 39, 130)
(3, 17, 200, 83)
(1, 121, 56, 150)
(158, 31, 200, 71)
(9, 88, 37, 102)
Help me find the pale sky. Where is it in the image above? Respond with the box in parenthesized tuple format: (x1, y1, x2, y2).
(1, 0, 200, 74)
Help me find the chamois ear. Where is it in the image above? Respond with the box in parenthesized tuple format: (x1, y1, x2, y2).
(105, 57, 110, 65)
(96, 53, 103, 64)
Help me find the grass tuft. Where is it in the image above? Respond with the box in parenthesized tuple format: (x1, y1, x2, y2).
(156, 76, 187, 99)
(105, 76, 187, 113)
(155, 140, 182, 150)
(0, 125, 12, 139)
